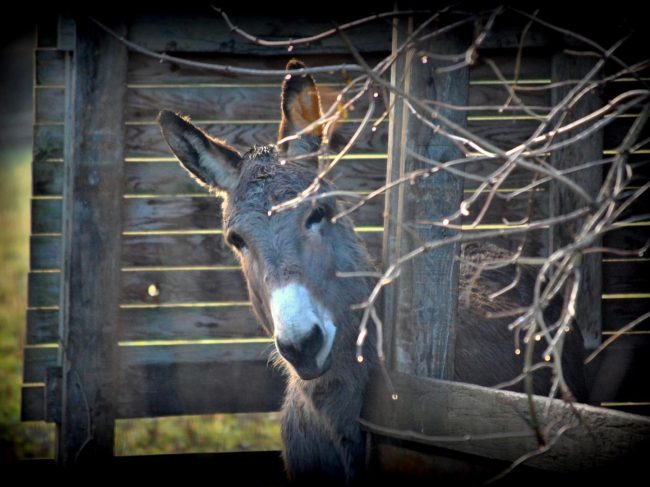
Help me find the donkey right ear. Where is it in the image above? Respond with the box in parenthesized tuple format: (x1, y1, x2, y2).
(158, 110, 242, 192)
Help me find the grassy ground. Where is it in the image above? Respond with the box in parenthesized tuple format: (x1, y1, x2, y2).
(0, 149, 281, 462)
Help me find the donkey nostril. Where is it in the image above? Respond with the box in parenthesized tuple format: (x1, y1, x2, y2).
(276, 325, 323, 364)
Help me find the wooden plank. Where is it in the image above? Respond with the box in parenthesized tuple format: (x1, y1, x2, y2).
(124, 84, 547, 122)
(127, 51, 550, 86)
(549, 53, 604, 350)
(127, 52, 383, 85)
(33, 161, 63, 196)
(121, 268, 248, 304)
(27, 305, 266, 344)
(602, 260, 650, 294)
(602, 298, 650, 332)
(31, 199, 62, 234)
(23, 343, 285, 417)
(21, 386, 45, 421)
(23, 347, 58, 383)
(385, 21, 469, 379)
(26, 309, 59, 345)
(363, 371, 650, 473)
(35, 49, 65, 86)
(28, 272, 59, 308)
(125, 119, 545, 159)
(120, 305, 265, 340)
(122, 194, 386, 230)
(56, 18, 127, 464)
(127, 12, 391, 55)
(33, 124, 64, 162)
(587, 335, 650, 410)
(35, 87, 64, 123)
(30, 235, 61, 269)
(124, 158, 549, 197)
(122, 233, 236, 267)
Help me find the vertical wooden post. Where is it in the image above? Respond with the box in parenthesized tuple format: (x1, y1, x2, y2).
(383, 18, 469, 379)
(57, 18, 127, 465)
(550, 52, 603, 350)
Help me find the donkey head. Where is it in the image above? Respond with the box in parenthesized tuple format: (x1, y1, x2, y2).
(158, 60, 371, 380)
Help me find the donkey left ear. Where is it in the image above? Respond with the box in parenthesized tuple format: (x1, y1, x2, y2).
(158, 110, 242, 193)
(278, 59, 323, 158)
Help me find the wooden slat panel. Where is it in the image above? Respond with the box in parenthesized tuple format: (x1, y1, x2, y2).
(588, 335, 650, 406)
(30, 235, 61, 269)
(121, 269, 247, 304)
(25, 305, 265, 349)
(33, 124, 64, 162)
(34, 87, 64, 123)
(31, 198, 61, 234)
(363, 371, 650, 473)
(35, 49, 65, 86)
(21, 386, 45, 421)
(603, 260, 650, 294)
(602, 298, 650, 332)
(122, 194, 386, 231)
(33, 161, 63, 196)
(36, 118, 643, 165)
(127, 13, 391, 54)
(603, 225, 650, 252)
(126, 120, 389, 158)
(28, 272, 59, 308)
(26, 309, 59, 345)
(23, 343, 285, 417)
(127, 51, 550, 86)
(120, 305, 264, 340)
(23, 347, 57, 383)
(124, 158, 549, 197)
(123, 233, 236, 267)
(125, 84, 548, 122)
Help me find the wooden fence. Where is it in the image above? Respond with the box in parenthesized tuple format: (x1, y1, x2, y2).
(21, 8, 650, 472)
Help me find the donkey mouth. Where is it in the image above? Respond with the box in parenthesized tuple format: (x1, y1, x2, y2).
(292, 352, 333, 380)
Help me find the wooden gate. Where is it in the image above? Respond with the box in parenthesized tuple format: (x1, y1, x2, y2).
(21, 7, 650, 473)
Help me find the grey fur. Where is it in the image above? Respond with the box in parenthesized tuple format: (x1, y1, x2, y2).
(157, 61, 586, 484)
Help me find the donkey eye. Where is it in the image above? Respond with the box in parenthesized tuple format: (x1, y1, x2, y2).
(305, 206, 327, 230)
(227, 232, 247, 251)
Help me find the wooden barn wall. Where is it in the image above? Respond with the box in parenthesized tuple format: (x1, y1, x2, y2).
(22, 13, 650, 423)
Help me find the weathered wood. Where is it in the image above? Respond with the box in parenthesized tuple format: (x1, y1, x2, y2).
(125, 84, 547, 122)
(37, 114, 638, 164)
(385, 20, 469, 379)
(35, 87, 64, 123)
(33, 124, 63, 162)
(127, 12, 392, 55)
(362, 371, 650, 473)
(28, 272, 60, 308)
(56, 19, 127, 464)
(120, 305, 265, 340)
(24, 343, 284, 420)
(550, 53, 604, 350)
(21, 386, 45, 422)
(126, 51, 550, 85)
(33, 161, 63, 196)
(31, 199, 62, 234)
(35, 49, 65, 86)
(602, 260, 650, 293)
(121, 268, 248, 304)
(26, 309, 59, 345)
(603, 297, 650, 333)
(30, 235, 61, 269)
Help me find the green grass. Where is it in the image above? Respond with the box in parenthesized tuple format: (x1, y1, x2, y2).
(0, 148, 55, 460)
(0, 149, 281, 462)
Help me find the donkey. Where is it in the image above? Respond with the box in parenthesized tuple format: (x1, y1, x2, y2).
(158, 60, 586, 484)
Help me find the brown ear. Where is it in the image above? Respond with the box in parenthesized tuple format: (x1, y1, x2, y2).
(278, 59, 323, 158)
